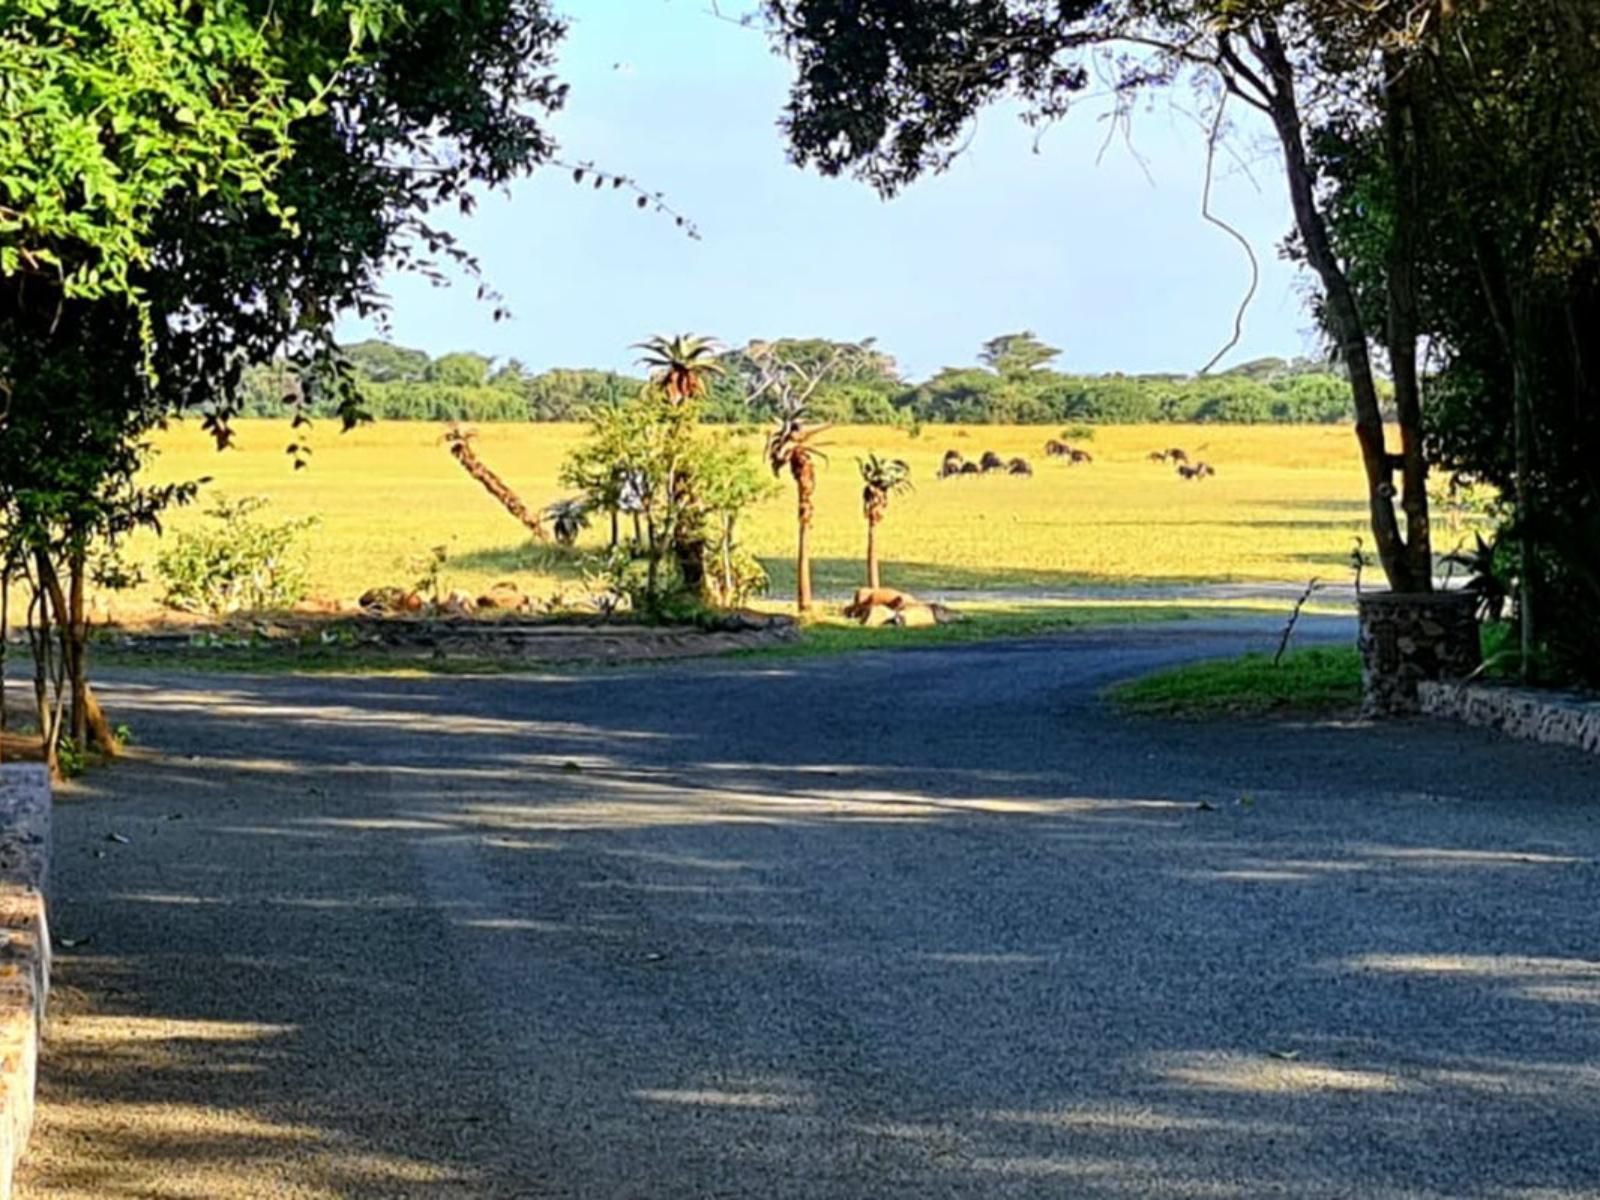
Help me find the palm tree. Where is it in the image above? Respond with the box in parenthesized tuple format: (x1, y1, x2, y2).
(442, 424, 547, 540)
(766, 409, 830, 613)
(857, 454, 913, 591)
(545, 497, 592, 548)
(634, 334, 724, 597)
(634, 334, 723, 403)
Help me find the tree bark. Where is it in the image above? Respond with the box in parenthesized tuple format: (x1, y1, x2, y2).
(866, 517, 880, 590)
(446, 433, 547, 540)
(793, 456, 816, 613)
(35, 549, 118, 756)
(1249, 22, 1419, 593)
(1382, 57, 1435, 590)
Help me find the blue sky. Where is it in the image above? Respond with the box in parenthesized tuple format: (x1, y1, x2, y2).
(338, 1, 1317, 381)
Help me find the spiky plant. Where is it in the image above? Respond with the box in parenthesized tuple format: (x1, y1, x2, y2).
(857, 454, 913, 590)
(634, 334, 724, 403)
(766, 409, 831, 613)
(545, 497, 592, 548)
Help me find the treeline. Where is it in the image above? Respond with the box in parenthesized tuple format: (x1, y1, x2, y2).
(240, 333, 1365, 425)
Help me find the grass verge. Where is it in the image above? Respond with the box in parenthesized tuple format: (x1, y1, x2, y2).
(1110, 646, 1362, 718)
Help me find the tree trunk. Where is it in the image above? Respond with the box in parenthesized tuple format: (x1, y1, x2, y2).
(721, 514, 735, 605)
(1382, 57, 1434, 590)
(35, 549, 118, 756)
(1512, 344, 1537, 678)
(445, 431, 547, 540)
(793, 456, 816, 613)
(1248, 22, 1420, 593)
(865, 516, 880, 591)
(609, 506, 619, 550)
(68, 547, 87, 747)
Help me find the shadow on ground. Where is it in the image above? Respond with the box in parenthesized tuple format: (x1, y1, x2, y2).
(20, 631, 1600, 1198)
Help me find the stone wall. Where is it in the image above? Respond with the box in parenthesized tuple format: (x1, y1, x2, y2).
(1419, 682, 1600, 758)
(0, 766, 49, 1200)
(1357, 591, 1482, 716)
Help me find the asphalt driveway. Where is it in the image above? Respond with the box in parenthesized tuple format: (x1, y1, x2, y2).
(18, 618, 1600, 1199)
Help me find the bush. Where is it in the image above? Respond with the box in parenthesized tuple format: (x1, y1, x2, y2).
(156, 496, 317, 615)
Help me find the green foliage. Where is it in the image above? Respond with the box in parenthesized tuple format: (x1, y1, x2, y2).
(154, 496, 316, 615)
(251, 337, 1353, 426)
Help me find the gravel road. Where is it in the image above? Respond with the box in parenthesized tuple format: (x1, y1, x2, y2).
(17, 617, 1600, 1199)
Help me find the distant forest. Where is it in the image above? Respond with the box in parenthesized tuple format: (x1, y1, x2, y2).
(241, 333, 1372, 425)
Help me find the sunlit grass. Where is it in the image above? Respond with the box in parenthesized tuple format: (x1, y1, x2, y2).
(89, 420, 1390, 623)
(1109, 647, 1363, 717)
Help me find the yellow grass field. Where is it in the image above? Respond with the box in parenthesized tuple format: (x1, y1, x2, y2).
(90, 420, 1393, 620)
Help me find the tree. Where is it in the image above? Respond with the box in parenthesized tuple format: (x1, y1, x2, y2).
(635, 334, 726, 596)
(857, 455, 913, 590)
(758, 0, 1446, 593)
(442, 425, 549, 541)
(765, 409, 830, 614)
(744, 340, 876, 612)
(4, 0, 586, 767)
(636, 334, 724, 403)
(980, 332, 1061, 379)
(430, 352, 495, 388)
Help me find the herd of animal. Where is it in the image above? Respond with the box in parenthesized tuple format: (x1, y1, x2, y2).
(935, 442, 1218, 481)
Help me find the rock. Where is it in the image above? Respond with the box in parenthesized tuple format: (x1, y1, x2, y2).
(929, 603, 962, 625)
(358, 586, 407, 614)
(441, 591, 477, 617)
(893, 603, 939, 628)
(401, 591, 426, 613)
(859, 604, 897, 628)
(477, 582, 529, 611)
(845, 587, 912, 618)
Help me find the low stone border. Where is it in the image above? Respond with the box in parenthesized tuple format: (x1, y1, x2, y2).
(1419, 680, 1600, 757)
(0, 765, 49, 1200)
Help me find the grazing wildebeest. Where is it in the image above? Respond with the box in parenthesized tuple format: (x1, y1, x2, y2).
(958, 461, 981, 476)
(1067, 448, 1093, 465)
(1044, 440, 1070, 457)
(1167, 448, 1190, 464)
(980, 450, 1005, 472)
(939, 449, 966, 479)
(1177, 461, 1216, 480)
(1147, 450, 1170, 463)
(1008, 457, 1033, 477)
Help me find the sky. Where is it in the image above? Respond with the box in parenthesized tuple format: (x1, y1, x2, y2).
(337, 1, 1319, 382)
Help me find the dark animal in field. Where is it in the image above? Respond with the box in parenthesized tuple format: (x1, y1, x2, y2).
(1177, 462, 1216, 480)
(980, 450, 1005, 472)
(1008, 457, 1033, 476)
(1167, 448, 1190, 464)
(1147, 450, 1171, 463)
(958, 461, 981, 476)
(1067, 448, 1093, 465)
(1044, 440, 1070, 457)
(939, 449, 966, 479)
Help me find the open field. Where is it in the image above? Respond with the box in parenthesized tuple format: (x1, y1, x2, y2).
(92, 421, 1395, 620)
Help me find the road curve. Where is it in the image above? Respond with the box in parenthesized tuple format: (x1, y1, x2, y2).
(19, 618, 1600, 1199)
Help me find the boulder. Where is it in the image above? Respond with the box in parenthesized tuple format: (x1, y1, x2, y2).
(859, 604, 897, 628)
(440, 591, 478, 617)
(477, 581, 529, 611)
(892, 603, 939, 628)
(845, 587, 911, 617)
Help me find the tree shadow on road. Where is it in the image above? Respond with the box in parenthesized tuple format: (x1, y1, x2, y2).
(23, 658, 1600, 1198)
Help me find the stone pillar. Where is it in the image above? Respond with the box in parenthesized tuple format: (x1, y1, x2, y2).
(1357, 591, 1482, 716)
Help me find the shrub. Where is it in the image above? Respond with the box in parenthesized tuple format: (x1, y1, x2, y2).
(156, 496, 317, 615)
